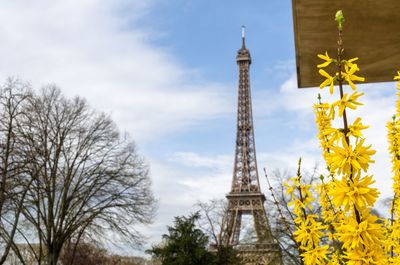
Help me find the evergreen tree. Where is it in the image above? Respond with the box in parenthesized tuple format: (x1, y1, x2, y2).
(148, 212, 214, 265)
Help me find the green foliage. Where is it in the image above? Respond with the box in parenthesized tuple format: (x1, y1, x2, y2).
(147, 212, 214, 265)
(147, 212, 241, 265)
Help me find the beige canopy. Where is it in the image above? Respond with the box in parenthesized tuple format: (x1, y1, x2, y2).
(292, 0, 400, 88)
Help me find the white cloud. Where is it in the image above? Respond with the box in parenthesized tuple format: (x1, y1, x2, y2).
(169, 151, 232, 170)
(154, 152, 233, 206)
(0, 0, 233, 142)
(264, 59, 295, 80)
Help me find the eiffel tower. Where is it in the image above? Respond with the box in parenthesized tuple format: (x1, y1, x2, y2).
(222, 27, 282, 265)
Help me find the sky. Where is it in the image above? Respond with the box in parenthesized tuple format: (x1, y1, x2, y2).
(0, 0, 397, 256)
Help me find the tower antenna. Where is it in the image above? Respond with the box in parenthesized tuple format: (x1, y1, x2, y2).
(241, 25, 246, 47)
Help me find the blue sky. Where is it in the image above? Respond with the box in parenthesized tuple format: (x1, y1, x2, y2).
(0, 0, 397, 256)
(137, 0, 299, 154)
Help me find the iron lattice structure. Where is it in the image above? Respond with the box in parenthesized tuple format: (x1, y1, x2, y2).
(222, 31, 282, 265)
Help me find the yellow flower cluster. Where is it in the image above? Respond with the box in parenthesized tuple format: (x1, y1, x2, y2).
(285, 11, 400, 265)
(330, 175, 378, 212)
(316, 52, 385, 264)
(318, 52, 364, 94)
(288, 51, 390, 264)
(318, 179, 343, 254)
(385, 71, 400, 263)
(285, 168, 328, 265)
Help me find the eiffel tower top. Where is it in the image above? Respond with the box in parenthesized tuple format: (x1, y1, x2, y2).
(236, 26, 251, 63)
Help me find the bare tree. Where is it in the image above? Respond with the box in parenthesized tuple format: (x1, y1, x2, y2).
(195, 200, 242, 265)
(60, 241, 114, 265)
(264, 166, 320, 265)
(196, 199, 227, 248)
(0, 79, 32, 265)
(6, 85, 157, 265)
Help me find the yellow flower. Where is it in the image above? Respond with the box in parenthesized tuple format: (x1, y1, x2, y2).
(328, 138, 375, 175)
(345, 57, 359, 67)
(329, 175, 379, 211)
(332, 91, 364, 117)
(386, 120, 400, 157)
(289, 199, 311, 217)
(284, 181, 296, 198)
(342, 63, 365, 90)
(319, 69, 335, 94)
(338, 212, 382, 250)
(327, 252, 343, 265)
(293, 216, 326, 249)
(300, 184, 313, 198)
(300, 245, 329, 265)
(394, 70, 400, 81)
(348, 117, 369, 138)
(324, 127, 344, 145)
(344, 247, 386, 265)
(317, 51, 334, 68)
